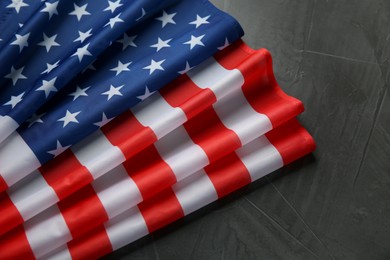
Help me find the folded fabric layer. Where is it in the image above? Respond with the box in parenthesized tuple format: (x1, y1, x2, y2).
(0, 41, 303, 235)
(0, 86, 303, 256)
(33, 119, 315, 260)
(0, 0, 181, 143)
(0, 0, 243, 145)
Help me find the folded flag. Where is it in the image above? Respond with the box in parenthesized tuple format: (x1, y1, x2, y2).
(0, 2, 316, 259)
(34, 119, 315, 260)
(0, 50, 307, 256)
(0, 0, 244, 191)
(0, 41, 304, 236)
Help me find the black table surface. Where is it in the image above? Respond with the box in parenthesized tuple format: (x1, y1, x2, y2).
(104, 1, 390, 259)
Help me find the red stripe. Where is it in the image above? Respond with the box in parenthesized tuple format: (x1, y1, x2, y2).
(123, 145, 176, 201)
(101, 110, 157, 159)
(68, 226, 112, 260)
(184, 107, 242, 162)
(40, 149, 93, 200)
(215, 41, 304, 128)
(160, 74, 217, 119)
(0, 192, 24, 236)
(0, 225, 35, 259)
(265, 119, 316, 165)
(214, 40, 250, 69)
(58, 185, 108, 239)
(138, 189, 184, 233)
(239, 49, 304, 127)
(0, 175, 8, 192)
(205, 153, 251, 198)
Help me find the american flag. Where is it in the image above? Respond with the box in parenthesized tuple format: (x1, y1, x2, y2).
(0, 1, 315, 259)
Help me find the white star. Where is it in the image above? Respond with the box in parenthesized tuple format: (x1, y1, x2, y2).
(117, 34, 137, 50)
(101, 85, 124, 100)
(11, 33, 30, 52)
(218, 38, 230, 50)
(150, 37, 171, 52)
(27, 113, 45, 128)
(189, 15, 210, 28)
(69, 3, 90, 21)
(58, 110, 81, 127)
(7, 0, 29, 13)
(40, 1, 59, 19)
(184, 34, 205, 50)
(36, 77, 57, 98)
(68, 86, 90, 101)
(5, 66, 27, 85)
(110, 60, 131, 76)
(136, 86, 155, 101)
(38, 33, 60, 52)
(178, 62, 193, 74)
(105, 13, 124, 28)
(93, 113, 113, 127)
(73, 29, 92, 43)
(104, 0, 122, 13)
(143, 59, 165, 75)
(155, 10, 176, 28)
(71, 43, 92, 62)
(47, 140, 70, 157)
(3, 92, 24, 109)
(41, 60, 60, 74)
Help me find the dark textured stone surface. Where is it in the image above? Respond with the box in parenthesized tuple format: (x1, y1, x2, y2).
(104, 1, 390, 259)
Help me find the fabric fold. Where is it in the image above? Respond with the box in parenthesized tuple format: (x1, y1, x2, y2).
(0, 41, 303, 236)
(0, 98, 303, 257)
(34, 119, 315, 260)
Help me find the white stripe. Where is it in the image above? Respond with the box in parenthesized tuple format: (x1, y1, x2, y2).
(8, 170, 58, 221)
(214, 87, 272, 145)
(0, 131, 41, 187)
(187, 57, 244, 100)
(187, 57, 272, 145)
(236, 136, 283, 181)
(154, 125, 209, 182)
(131, 92, 187, 139)
(71, 130, 125, 179)
(105, 207, 148, 251)
(24, 205, 72, 259)
(42, 245, 72, 260)
(0, 115, 19, 144)
(172, 169, 218, 215)
(92, 164, 142, 219)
